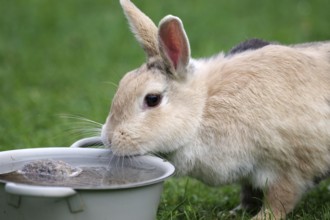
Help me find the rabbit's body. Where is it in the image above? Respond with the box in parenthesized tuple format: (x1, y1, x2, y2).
(101, 0, 330, 219)
(180, 42, 330, 184)
(166, 44, 330, 217)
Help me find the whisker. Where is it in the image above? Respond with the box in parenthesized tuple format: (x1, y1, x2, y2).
(58, 114, 103, 127)
(121, 156, 125, 169)
(115, 155, 121, 169)
(56, 114, 104, 142)
(103, 81, 119, 89)
(64, 121, 102, 128)
(108, 153, 116, 169)
(65, 127, 102, 136)
(60, 128, 101, 142)
(128, 155, 136, 167)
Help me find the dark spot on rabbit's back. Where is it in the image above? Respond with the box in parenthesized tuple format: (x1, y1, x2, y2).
(226, 38, 272, 56)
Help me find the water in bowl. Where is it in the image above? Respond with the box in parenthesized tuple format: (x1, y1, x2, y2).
(0, 158, 164, 189)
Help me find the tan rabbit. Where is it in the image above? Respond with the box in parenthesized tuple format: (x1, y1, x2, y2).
(101, 0, 330, 219)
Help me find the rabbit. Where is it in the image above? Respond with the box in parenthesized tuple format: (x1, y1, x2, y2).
(101, 0, 330, 219)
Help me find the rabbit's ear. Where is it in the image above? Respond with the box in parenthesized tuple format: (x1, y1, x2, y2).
(120, 0, 159, 58)
(158, 15, 191, 78)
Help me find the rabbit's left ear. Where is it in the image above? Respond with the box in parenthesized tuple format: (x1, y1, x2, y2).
(158, 15, 191, 79)
(120, 0, 159, 58)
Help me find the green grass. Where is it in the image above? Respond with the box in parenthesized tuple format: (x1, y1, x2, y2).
(159, 178, 330, 220)
(1, 0, 330, 219)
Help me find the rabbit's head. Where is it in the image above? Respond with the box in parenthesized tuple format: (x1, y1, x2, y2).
(101, 0, 205, 156)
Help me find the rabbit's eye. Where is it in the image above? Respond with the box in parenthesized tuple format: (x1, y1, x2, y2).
(144, 94, 162, 108)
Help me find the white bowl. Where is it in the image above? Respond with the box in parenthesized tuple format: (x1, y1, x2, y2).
(0, 138, 175, 220)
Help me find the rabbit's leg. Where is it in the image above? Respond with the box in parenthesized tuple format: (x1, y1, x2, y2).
(229, 183, 263, 216)
(240, 183, 263, 214)
(252, 176, 303, 220)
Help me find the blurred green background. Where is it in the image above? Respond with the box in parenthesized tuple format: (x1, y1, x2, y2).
(1, 0, 329, 149)
(1, 0, 330, 219)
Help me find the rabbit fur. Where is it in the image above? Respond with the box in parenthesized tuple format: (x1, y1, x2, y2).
(101, 0, 330, 219)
